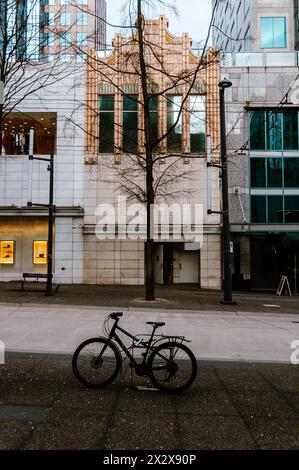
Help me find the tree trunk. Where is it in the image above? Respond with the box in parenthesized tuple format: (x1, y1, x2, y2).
(137, 0, 155, 300)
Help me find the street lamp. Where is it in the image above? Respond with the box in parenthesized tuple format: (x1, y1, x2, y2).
(218, 77, 236, 304)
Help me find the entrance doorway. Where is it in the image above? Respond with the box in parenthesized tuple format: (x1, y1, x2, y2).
(154, 243, 173, 285)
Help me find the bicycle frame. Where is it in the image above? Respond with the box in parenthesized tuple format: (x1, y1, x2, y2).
(106, 317, 158, 368)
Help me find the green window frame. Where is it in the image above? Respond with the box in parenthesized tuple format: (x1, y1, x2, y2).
(99, 95, 115, 153)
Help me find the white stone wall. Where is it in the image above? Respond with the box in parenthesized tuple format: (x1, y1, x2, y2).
(83, 155, 222, 287)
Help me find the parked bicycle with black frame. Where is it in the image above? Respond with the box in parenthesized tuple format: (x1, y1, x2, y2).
(72, 312, 197, 393)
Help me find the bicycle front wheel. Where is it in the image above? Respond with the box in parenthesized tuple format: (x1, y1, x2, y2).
(148, 341, 197, 393)
(72, 337, 122, 388)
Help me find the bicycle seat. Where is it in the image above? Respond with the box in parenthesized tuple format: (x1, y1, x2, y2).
(146, 321, 165, 328)
(110, 312, 123, 319)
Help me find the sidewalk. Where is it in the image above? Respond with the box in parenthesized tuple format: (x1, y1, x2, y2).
(1, 282, 298, 314)
(0, 356, 298, 450)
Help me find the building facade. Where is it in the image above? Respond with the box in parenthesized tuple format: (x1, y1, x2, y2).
(0, 0, 106, 63)
(212, 0, 296, 53)
(82, 16, 222, 288)
(0, 66, 85, 284)
(213, 0, 299, 292)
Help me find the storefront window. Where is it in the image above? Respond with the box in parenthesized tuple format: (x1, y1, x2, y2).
(0, 241, 15, 264)
(1, 112, 57, 155)
(33, 241, 47, 264)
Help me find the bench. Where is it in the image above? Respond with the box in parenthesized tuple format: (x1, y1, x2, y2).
(21, 273, 60, 293)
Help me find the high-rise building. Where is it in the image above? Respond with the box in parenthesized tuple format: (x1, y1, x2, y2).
(212, 0, 296, 53)
(212, 0, 299, 292)
(0, 0, 107, 63)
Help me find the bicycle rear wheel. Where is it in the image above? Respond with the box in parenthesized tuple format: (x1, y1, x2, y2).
(72, 337, 122, 388)
(148, 341, 197, 393)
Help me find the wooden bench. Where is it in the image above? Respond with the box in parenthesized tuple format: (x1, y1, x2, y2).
(21, 273, 60, 293)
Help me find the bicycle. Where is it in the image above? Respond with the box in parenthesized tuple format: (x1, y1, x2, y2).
(72, 312, 197, 393)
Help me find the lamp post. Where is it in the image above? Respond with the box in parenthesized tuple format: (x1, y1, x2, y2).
(218, 78, 236, 304)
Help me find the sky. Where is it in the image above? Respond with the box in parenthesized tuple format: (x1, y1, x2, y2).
(106, 0, 212, 47)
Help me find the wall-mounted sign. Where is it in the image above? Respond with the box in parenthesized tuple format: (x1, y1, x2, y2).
(0, 241, 15, 264)
(33, 240, 47, 265)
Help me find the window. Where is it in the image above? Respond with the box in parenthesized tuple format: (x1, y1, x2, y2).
(1, 112, 57, 155)
(190, 95, 206, 153)
(167, 95, 182, 152)
(33, 241, 47, 265)
(76, 52, 85, 63)
(47, 32, 55, 46)
(284, 158, 299, 187)
(283, 110, 298, 150)
(60, 12, 71, 26)
(60, 53, 70, 61)
(260, 17, 287, 48)
(149, 95, 158, 150)
(267, 158, 282, 187)
(268, 196, 283, 223)
(267, 112, 282, 150)
(48, 12, 55, 25)
(250, 110, 299, 151)
(285, 196, 299, 222)
(77, 32, 88, 45)
(77, 12, 88, 25)
(122, 95, 138, 153)
(251, 196, 267, 223)
(0, 241, 15, 264)
(60, 32, 71, 46)
(99, 96, 114, 153)
(251, 158, 266, 187)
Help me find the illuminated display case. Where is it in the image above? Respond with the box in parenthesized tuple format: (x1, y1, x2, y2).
(0, 241, 15, 264)
(33, 241, 48, 264)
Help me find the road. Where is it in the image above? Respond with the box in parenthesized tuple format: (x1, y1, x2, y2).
(0, 302, 299, 363)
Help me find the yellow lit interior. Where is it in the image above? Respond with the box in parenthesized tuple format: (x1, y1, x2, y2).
(33, 240, 47, 264)
(0, 241, 14, 264)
